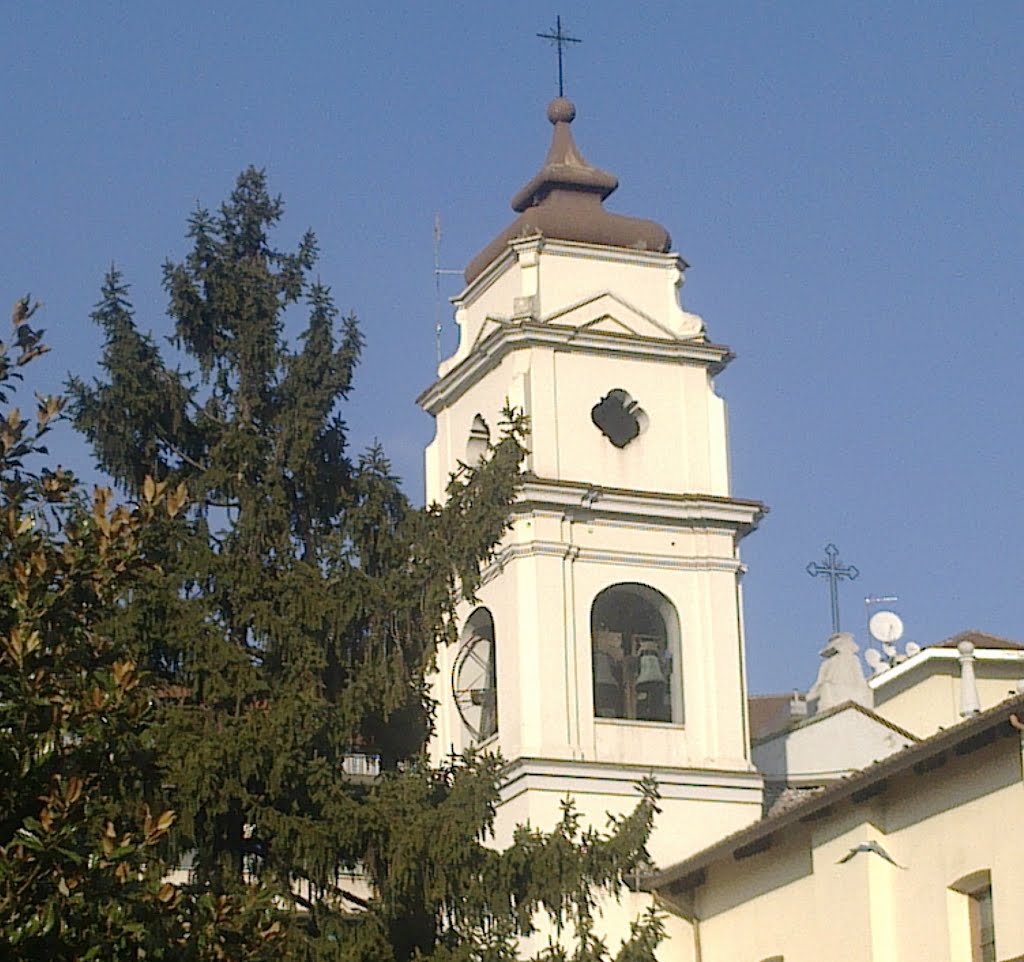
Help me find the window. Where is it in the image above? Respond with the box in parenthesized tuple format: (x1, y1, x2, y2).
(591, 583, 681, 723)
(591, 389, 648, 448)
(970, 885, 996, 962)
(451, 607, 498, 742)
(949, 871, 997, 962)
(466, 414, 490, 463)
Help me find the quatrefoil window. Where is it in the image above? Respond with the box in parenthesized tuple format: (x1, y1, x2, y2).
(591, 389, 648, 449)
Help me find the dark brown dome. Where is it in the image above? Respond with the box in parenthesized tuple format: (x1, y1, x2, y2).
(465, 99, 672, 284)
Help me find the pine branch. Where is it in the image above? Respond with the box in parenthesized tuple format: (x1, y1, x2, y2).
(155, 432, 207, 472)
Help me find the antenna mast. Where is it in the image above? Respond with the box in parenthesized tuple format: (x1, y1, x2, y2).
(433, 213, 461, 362)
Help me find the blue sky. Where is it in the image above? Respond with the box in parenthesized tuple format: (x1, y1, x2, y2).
(6, 1, 1022, 693)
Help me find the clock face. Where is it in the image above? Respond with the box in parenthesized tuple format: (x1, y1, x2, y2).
(451, 630, 497, 743)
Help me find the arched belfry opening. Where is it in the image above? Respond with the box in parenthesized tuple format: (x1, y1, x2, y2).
(451, 607, 498, 743)
(466, 414, 490, 463)
(591, 584, 682, 724)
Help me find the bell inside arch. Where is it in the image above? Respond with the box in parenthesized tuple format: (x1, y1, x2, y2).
(635, 651, 666, 688)
(634, 635, 669, 721)
(593, 649, 621, 716)
(591, 586, 678, 724)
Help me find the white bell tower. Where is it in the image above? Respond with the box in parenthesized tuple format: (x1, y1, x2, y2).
(421, 98, 765, 865)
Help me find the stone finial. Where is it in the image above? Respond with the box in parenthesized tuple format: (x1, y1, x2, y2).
(958, 639, 981, 716)
(807, 632, 873, 713)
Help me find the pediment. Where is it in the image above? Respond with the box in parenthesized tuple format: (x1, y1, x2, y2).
(468, 315, 506, 354)
(457, 291, 705, 367)
(541, 292, 686, 341)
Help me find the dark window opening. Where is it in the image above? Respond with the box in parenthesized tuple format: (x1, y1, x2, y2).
(591, 389, 647, 448)
(591, 584, 678, 723)
(970, 885, 996, 962)
(466, 414, 490, 463)
(452, 608, 498, 742)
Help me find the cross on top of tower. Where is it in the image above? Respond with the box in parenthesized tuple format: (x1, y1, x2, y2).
(806, 543, 859, 634)
(537, 15, 582, 97)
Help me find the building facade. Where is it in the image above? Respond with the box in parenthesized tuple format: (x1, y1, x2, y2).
(420, 96, 765, 866)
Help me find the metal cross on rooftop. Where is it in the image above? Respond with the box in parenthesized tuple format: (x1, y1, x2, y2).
(806, 543, 859, 634)
(537, 15, 582, 97)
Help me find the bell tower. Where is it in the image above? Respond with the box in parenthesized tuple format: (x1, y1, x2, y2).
(421, 98, 765, 864)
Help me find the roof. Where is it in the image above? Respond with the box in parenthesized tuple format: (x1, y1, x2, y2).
(747, 694, 797, 741)
(932, 629, 1024, 651)
(642, 691, 1024, 893)
(465, 98, 672, 284)
(750, 698, 919, 748)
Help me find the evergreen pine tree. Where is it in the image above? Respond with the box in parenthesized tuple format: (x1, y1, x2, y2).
(69, 170, 663, 961)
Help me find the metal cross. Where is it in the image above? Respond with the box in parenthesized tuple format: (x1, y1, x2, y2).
(806, 543, 859, 634)
(537, 15, 582, 97)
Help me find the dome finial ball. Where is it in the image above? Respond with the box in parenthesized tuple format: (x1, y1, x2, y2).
(547, 97, 576, 124)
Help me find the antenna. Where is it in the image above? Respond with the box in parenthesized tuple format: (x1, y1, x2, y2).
(865, 597, 912, 671)
(868, 610, 904, 645)
(864, 595, 897, 646)
(433, 213, 462, 362)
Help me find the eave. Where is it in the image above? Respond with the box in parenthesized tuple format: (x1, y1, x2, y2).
(869, 646, 1024, 692)
(641, 692, 1024, 895)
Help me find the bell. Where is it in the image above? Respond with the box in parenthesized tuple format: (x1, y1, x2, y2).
(593, 651, 621, 716)
(635, 650, 668, 721)
(635, 652, 666, 687)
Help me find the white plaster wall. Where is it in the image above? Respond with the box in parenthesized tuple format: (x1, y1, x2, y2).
(542, 349, 728, 495)
(872, 668, 957, 739)
(423, 346, 532, 504)
(447, 512, 751, 772)
(752, 708, 916, 783)
(514, 889, 696, 962)
(450, 241, 700, 368)
(492, 771, 762, 872)
(426, 338, 730, 502)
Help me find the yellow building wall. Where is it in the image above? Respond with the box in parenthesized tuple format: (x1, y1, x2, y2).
(873, 656, 1024, 738)
(663, 733, 1024, 962)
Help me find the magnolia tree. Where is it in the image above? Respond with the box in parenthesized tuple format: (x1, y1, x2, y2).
(0, 298, 284, 960)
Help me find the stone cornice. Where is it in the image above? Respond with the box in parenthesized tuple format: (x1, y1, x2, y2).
(499, 755, 763, 807)
(513, 476, 765, 532)
(480, 541, 746, 585)
(417, 319, 733, 413)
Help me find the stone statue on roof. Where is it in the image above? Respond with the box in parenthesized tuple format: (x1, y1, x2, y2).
(807, 632, 872, 713)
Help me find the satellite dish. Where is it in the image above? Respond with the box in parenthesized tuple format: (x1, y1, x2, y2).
(905, 641, 921, 658)
(864, 648, 884, 673)
(869, 610, 904, 644)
